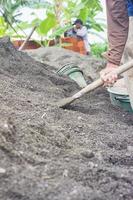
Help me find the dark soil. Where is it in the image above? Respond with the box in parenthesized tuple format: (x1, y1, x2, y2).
(0, 37, 133, 200)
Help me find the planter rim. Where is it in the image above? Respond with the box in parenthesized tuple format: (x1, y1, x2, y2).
(107, 86, 128, 96)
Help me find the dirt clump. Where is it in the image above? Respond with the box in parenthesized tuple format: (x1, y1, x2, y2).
(0, 37, 133, 200)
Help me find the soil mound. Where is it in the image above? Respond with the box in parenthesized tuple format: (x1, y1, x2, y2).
(0, 37, 133, 200)
(26, 46, 106, 80)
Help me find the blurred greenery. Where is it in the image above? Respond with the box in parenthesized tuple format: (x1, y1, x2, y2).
(91, 42, 108, 58)
(0, 0, 106, 41)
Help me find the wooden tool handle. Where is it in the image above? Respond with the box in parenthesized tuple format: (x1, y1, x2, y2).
(73, 60, 133, 99)
(115, 60, 133, 75)
(19, 25, 37, 51)
(73, 78, 103, 99)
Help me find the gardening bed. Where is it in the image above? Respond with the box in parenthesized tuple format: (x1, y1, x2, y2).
(0, 37, 133, 200)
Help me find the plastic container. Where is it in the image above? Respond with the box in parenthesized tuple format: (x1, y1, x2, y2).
(57, 63, 87, 88)
(61, 37, 86, 55)
(107, 87, 133, 112)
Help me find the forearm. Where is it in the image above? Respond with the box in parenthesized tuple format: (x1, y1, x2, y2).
(106, 0, 129, 65)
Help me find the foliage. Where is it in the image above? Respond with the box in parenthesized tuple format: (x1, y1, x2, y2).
(91, 42, 108, 58)
(32, 0, 103, 40)
(0, 0, 104, 42)
(0, 0, 27, 24)
(0, 0, 47, 37)
(0, 16, 7, 37)
(0, 0, 29, 37)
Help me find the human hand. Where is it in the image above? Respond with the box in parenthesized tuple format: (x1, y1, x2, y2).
(100, 62, 118, 86)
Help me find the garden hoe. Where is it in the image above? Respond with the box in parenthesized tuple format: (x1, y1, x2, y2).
(57, 60, 133, 108)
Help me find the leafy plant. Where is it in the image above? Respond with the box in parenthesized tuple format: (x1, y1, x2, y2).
(0, 0, 105, 44)
(0, 0, 29, 37)
(32, 0, 104, 41)
(0, 16, 7, 37)
(0, 0, 46, 37)
(91, 42, 108, 58)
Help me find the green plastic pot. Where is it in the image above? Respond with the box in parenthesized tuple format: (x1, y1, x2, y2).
(107, 87, 133, 113)
(56, 63, 87, 88)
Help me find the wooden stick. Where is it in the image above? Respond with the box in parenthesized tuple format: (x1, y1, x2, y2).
(19, 25, 37, 51)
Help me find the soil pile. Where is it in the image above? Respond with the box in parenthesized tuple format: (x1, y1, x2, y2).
(26, 46, 106, 80)
(0, 37, 133, 200)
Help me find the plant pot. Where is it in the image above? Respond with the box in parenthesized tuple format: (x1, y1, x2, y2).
(77, 40, 86, 55)
(107, 87, 133, 113)
(61, 37, 86, 55)
(12, 40, 40, 50)
(56, 63, 87, 88)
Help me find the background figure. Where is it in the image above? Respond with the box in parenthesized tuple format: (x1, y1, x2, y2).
(64, 19, 90, 55)
(64, 28, 77, 38)
(73, 19, 90, 55)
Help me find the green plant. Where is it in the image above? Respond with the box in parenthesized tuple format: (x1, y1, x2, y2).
(91, 42, 108, 58)
(0, 0, 28, 37)
(30, 0, 103, 41)
(0, 0, 46, 38)
(0, 0, 105, 44)
(0, 16, 7, 37)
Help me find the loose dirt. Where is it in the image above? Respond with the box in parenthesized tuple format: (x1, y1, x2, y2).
(26, 46, 106, 80)
(0, 37, 133, 200)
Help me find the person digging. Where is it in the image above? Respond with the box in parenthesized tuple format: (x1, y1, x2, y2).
(57, 0, 133, 108)
(100, 0, 133, 109)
